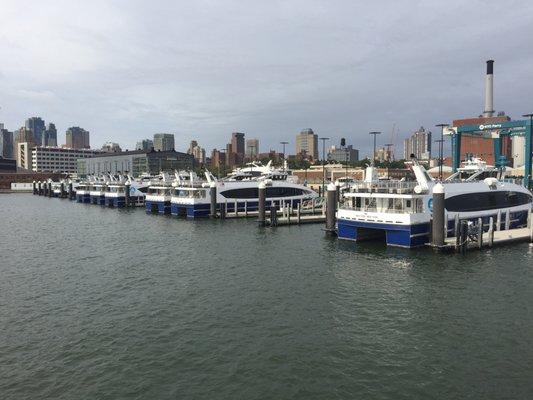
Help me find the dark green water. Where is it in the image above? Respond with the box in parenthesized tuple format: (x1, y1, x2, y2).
(1, 194, 532, 399)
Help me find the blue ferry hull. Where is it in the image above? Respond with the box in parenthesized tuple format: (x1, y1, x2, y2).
(145, 200, 171, 214)
(337, 210, 530, 248)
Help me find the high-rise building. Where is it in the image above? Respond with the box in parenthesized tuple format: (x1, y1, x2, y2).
(136, 139, 154, 151)
(187, 140, 206, 165)
(246, 139, 259, 159)
(295, 128, 318, 160)
(153, 133, 174, 151)
(211, 149, 226, 169)
(43, 123, 58, 147)
(231, 132, 245, 157)
(0, 129, 14, 159)
(403, 127, 432, 160)
(101, 142, 122, 152)
(66, 127, 90, 149)
(25, 117, 46, 146)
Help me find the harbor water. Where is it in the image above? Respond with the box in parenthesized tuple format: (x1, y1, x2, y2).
(1, 194, 532, 399)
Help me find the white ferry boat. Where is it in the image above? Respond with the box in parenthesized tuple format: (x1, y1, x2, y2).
(75, 179, 92, 203)
(145, 173, 177, 214)
(104, 176, 150, 207)
(170, 168, 317, 218)
(336, 161, 532, 248)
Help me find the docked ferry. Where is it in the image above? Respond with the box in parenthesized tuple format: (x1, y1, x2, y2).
(170, 169, 317, 218)
(145, 173, 181, 214)
(89, 180, 108, 205)
(75, 180, 92, 203)
(336, 161, 532, 248)
(104, 176, 150, 207)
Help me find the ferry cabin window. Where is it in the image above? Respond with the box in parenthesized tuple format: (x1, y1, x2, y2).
(220, 187, 306, 199)
(444, 191, 532, 212)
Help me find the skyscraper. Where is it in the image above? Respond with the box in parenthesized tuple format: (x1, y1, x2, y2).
(0, 129, 14, 159)
(136, 139, 154, 151)
(66, 127, 90, 149)
(43, 123, 57, 147)
(231, 132, 245, 157)
(25, 117, 46, 146)
(153, 133, 174, 151)
(246, 139, 259, 159)
(403, 127, 432, 160)
(296, 128, 318, 160)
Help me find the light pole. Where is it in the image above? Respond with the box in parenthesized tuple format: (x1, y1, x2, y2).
(280, 141, 288, 171)
(435, 124, 448, 181)
(522, 113, 533, 189)
(369, 131, 381, 165)
(319, 137, 330, 196)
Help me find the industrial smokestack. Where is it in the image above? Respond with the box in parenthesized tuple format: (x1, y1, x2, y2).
(483, 60, 494, 117)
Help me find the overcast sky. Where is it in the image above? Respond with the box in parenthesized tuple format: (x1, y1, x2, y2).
(1, 0, 532, 157)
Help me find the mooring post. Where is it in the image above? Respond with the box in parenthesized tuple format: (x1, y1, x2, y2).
(460, 220, 468, 254)
(43, 181, 48, 196)
(257, 181, 266, 226)
(68, 181, 74, 200)
(528, 210, 533, 243)
(454, 214, 460, 238)
(125, 181, 131, 207)
(496, 210, 502, 231)
(504, 209, 510, 230)
(297, 201, 301, 224)
(209, 182, 217, 218)
(244, 200, 248, 217)
(325, 183, 337, 236)
(270, 204, 277, 226)
(48, 182, 52, 197)
(455, 218, 461, 251)
(488, 216, 494, 247)
(38, 181, 42, 195)
(32, 181, 37, 195)
(60, 181, 65, 198)
(220, 202, 226, 219)
(431, 183, 445, 248)
(477, 217, 483, 249)
(335, 180, 341, 207)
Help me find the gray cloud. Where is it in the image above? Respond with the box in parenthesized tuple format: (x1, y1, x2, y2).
(1, 0, 532, 157)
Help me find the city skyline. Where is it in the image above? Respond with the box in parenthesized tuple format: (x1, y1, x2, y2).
(1, 1, 533, 157)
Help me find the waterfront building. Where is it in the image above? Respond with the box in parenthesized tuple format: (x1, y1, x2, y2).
(246, 139, 259, 159)
(43, 123, 58, 147)
(0, 156, 16, 172)
(101, 142, 122, 152)
(296, 128, 318, 161)
(153, 133, 175, 151)
(16, 142, 32, 169)
(327, 145, 359, 163)
(452, 116, 512, 166)
(0, 129, 14, 159)
(32, 146, 101, 173)
(66, 127, 90, 149)
(403, 127, 432, 160)
(77, 149, 193, 177)
(136, 138, 154, 151)
(25, 117, 46, 146)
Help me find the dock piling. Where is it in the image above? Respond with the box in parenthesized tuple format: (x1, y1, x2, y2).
(460, 221, 468, 254)
(504, 209, 510, 230)
(125, 182, 131, 207)
(68, 181, 74, 200)
(60, 182, 65, 198)
(477, 217, 483, 249)
(48, 182, 52, 198)
(325, 183, 337, 236)
(257, 182, 266, 226)
(488, 217, 494, 247)
(431, 183, 445, 247)
(209, 182, 217, 218)
(32, 181, 37, 195)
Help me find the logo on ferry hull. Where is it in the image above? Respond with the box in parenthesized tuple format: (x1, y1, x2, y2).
(427, 198, 433, 212)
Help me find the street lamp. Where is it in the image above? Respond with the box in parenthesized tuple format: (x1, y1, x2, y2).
(319, 137, 330, 197)
(435, 124, 448, 181)
(280, 141, 288, 171)
(369, 131, 381, 165)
